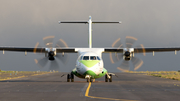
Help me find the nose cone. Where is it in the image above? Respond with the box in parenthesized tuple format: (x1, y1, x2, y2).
(79, 60, 100, 68)
(84, 70, 96, 76)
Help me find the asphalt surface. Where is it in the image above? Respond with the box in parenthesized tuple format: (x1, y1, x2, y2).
(1, 72, 180, 101)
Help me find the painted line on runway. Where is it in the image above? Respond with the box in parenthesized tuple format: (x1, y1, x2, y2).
(85, 82, 138, 101)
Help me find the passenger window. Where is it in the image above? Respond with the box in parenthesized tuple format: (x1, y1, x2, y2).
(97, 56, 101, 60)
(83, 56, 89, 60)
(90, 56, 96, 60)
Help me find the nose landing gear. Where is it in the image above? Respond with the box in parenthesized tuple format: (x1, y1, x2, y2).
(87, 78, 95, 82)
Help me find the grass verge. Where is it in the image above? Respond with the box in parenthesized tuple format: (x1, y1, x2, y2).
(128, 71, 180, 81)
(0, 70, 58, 81)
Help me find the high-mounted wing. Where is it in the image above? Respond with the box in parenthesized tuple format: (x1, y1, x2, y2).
(0, 47, 45, 53)
(0, 47, 77, 53)
(56, 48, 77, 53)
(104, 48, 123, 53)
(104, 47, 180, 53)
(134, 47, 180, 53)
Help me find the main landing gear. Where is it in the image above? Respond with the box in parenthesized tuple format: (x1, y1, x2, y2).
(67, 73, 74, 82)
(105, 74, 112, 82)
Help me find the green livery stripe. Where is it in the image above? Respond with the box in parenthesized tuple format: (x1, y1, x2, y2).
(79, 60, 100, 68)
(72, 68, 108, 79)
(83, 70, 96, 76)
(83, 68, 108, 79)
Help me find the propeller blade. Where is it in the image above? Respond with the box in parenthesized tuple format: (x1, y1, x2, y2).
(131, 57, 143, 71)
(56, 39, 69, 48)
(125, 36, 137, 48)
(43, 36, 55, 48)
(117, 60, 130, 72)
(135, 44, 146, 56)
(33, 42, 44, 54)
(111, 38, 123, 48)
(34, 57, 48, 68)
(49, 60, 59, 71)
(109, 52, 123, 63)
(109, 38, 123, 63)
(55, 39, 69, 65)
(56, 53, 69, 65)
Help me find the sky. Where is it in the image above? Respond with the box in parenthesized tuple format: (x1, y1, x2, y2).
(0, 0, 180, 72)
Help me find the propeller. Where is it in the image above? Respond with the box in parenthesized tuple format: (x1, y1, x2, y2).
(34, 36, 69, 71)
(110, 36, 145, 72)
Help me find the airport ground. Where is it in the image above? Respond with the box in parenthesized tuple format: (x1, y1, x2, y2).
(1, 72, 180, 101)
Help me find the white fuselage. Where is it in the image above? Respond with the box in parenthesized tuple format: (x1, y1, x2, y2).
(76, 52, 104, 75)
(75, 48, 105, 76)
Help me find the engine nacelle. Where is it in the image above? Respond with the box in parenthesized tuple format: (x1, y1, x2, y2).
(48, 51, 55, 60)
(123, 48, 134, 61)
(45, 48, 56, 60)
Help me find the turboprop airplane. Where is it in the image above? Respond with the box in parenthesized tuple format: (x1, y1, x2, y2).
(0, 16, 180, 82)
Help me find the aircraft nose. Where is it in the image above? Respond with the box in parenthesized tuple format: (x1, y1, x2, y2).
(79, 60, 100, 68)
(84, 69, 97, 77)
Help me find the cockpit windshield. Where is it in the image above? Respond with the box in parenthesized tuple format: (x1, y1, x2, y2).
(83, 56, 89, 60)
(81, 56, 101, 60)
(80, 56, 83, 60)
(90, 56, 96, 60)
(97, 56, 101, 60)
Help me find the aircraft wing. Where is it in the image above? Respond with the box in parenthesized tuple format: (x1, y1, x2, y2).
(0, 47, 77, 53)
(56, 48, 77, 53)
(104, 47, 180, 53)
(134, 47, 180, 53)
(104, 48, 124, 53)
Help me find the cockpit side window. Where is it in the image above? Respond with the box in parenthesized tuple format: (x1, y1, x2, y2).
(83, 56, 89, 60)
(97, 56, 101, 60)
(80, 56, 83, 60)
(90, 56, 96, 60)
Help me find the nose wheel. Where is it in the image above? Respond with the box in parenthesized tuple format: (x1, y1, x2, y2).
(87, 78, 94, 82)
(67, 73, 74, 82)
(105, 74, 112, 82)
(87, 79, 90, 82)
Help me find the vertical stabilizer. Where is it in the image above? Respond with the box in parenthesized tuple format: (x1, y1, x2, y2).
(88, 16, 92, 48)
(59, 16, 121, 48)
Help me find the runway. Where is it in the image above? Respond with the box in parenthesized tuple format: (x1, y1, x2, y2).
(1, 72, 180, 101)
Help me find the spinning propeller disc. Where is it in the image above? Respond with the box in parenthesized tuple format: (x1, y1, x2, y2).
(110, 36, 145, 72)
(34, 36, 69, 71)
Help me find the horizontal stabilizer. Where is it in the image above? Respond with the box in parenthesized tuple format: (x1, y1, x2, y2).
(59, 21, 121, 24)
(59, 21, 88, 24)
(92, 21, 121, 24)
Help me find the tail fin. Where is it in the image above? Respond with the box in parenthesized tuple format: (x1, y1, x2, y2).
(59, 16, 121, 48)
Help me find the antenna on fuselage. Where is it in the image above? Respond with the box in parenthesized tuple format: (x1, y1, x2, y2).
(58, 16, 121, 48)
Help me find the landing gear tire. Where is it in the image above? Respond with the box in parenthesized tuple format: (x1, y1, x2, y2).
(109, 74, 112, 82)
(87, 79, 90, 82)
(105, 74, 112, 82)
(71, 73, 74, 82)
(67, 74, 70, 82)
(90, 79, 93, 82)
(105, 75, 108, 82)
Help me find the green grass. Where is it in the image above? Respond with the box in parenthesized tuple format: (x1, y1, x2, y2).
(128, 71, 180, 81)
(0, 70, 58, 80)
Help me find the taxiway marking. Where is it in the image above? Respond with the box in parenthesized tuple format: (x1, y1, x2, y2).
(85, 82, 138, 101)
